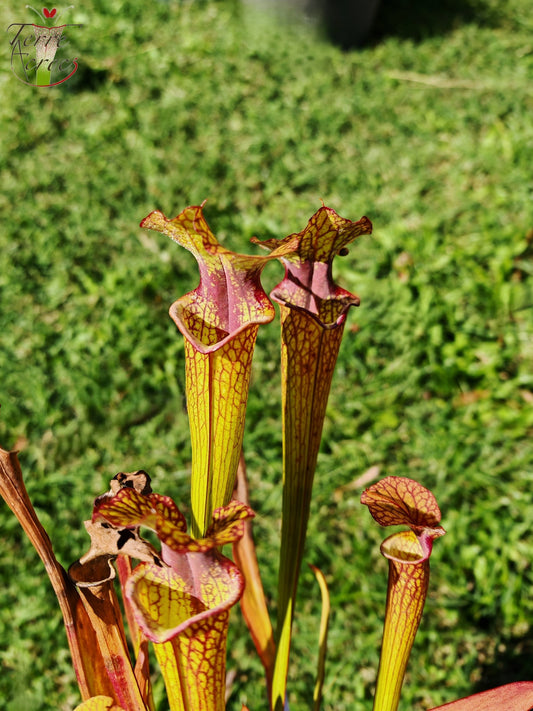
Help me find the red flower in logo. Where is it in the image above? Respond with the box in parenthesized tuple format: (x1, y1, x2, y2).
(43, 7, 57, 18)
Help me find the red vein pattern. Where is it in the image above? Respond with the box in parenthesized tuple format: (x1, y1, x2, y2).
(252, 205, 372, 327)
(253, 205, 372, 710)
(374, 530, 431, 711)
(127, 556, 241, 711)
(361, 478, 445, 711)
(94, 488, 253, 553)
(140, 204, 297, 538)
(361, 476, 442, 530)
(94, 486, 250, 711)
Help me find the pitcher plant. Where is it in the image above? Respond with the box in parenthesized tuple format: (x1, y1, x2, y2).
(1, 204, 533, 711)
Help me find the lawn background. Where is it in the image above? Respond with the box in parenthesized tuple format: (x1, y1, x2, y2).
(0, 0, 532, 709)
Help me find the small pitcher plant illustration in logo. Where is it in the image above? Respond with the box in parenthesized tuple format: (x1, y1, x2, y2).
(7, 6, 81, 87)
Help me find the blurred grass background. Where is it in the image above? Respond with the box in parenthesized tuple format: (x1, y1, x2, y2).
(1, 0, 532, 709)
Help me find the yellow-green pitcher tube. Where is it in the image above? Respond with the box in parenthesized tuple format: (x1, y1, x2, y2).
(373, 530, 430, 711)
(361, 477, 445, 711)
(131, 562, 231, 711)
(273, 305, 345, 711)
(141, 205, 298, 538)
(251, 206, 372, 711)
(183, 325, 258, 539)
(93, 486, 254, 711)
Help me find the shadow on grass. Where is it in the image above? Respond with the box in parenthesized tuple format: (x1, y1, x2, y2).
(473, 631, 533, 692)
(372, 0, 501, 41)
(319, 0, 502, 49)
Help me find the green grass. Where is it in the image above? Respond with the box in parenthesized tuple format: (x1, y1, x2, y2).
(1, 0, 533, 709)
